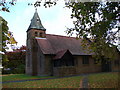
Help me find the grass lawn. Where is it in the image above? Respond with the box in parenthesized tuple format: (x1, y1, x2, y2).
(88, 72, 119, 88)
(2, 76, 82, 88)
(2, 72, 119, 88)
(2, 74, 55, 82)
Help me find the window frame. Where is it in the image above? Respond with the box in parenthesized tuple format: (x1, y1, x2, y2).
(82, 56, 89, 64)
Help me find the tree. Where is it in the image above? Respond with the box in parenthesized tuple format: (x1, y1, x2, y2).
(2, 45, 26, 74)
(0, 0, 17, 72)
(0, 16, 17, 70)
(65, 2, 119, 60)
(0, 0, 17, 54)
(0, 17, 17, 51)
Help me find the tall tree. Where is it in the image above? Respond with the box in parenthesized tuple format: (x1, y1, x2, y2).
(0, 16, 17, 67)
(0, 0, 17, 71)
(65, 2, 119, 60)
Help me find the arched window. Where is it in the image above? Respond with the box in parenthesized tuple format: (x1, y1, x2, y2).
(35, 32, 38, 37)
(39, 32, 42, 37)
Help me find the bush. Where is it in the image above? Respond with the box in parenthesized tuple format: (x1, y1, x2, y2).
(2, 64, 25, 74)
(2, 46, 26, 74)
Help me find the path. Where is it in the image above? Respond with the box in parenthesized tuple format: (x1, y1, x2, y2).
(79, 75, 89, 88)
(82, 76, 89, 88)
(2, 72, 114, 84)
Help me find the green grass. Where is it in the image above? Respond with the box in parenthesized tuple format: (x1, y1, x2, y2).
(88, 72, 119, 88)
(3, 76, 82, 88)
(2, 74, 55, 82)
(2, 72, 119, 88)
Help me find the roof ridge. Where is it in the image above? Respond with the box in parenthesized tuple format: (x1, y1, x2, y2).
(46, 34, 81, 39)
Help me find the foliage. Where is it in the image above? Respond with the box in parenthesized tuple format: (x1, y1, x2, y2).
(2, 46, 26, 74)
(0, 16, 17, 62)
(0, 16, 9, 52)
(0, 16, 9, 68)
(0, 0, 16, 12)
(65, 2, 119, 60)
(2, 75, 82, 88)
(28, 0, 58, 8)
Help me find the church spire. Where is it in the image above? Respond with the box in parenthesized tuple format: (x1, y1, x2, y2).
(27, 9, 46, 31)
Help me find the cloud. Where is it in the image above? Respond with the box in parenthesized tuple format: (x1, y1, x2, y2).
(43, 6, 74, 36)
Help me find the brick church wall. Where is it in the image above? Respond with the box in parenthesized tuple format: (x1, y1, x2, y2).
(53, 66, 76, 76)
(53, 56, 101, 76)
(75, 56, 101, 74)
(111, 53, 120, 72)
(37, 46, 45, 76)
(44, 55, 53, 76)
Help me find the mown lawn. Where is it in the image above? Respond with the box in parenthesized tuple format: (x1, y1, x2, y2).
(88, 72, 119, 88)
(3, 76, 82, 88)
(2, 72, 119, 88)
(2, 74, 55, 82)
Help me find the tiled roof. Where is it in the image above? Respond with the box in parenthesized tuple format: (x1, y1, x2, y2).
(53, 49, 69, 60)
(36, 34, 93, 55)
(36, 38, 54, 54)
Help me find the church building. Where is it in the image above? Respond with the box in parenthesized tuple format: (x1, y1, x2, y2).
(26, 10, 120, 76)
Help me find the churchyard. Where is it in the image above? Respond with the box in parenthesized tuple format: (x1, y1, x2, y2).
(2, 72, 119, 88)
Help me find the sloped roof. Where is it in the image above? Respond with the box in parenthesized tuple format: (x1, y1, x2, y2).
(27, 10, 46, 31)
(36, 34, 92, 55)
(36, 38, 54, 54)
(53, 49, 70, 60)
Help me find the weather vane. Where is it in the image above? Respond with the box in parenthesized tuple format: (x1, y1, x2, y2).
(35, 7, 37, 12)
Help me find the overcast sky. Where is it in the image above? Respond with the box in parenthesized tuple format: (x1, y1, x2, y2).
(1, 0, 74, 49)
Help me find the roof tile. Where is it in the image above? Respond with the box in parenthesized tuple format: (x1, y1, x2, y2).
(36, 34, 92, 55)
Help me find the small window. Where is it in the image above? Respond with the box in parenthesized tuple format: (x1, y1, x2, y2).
(39, 32, 42, 37)
(74, 58, 78, 66)
(82, 56, 89, 64)
(35, 32, 38, 37)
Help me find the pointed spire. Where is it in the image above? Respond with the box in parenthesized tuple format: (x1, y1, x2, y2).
(27, 9, 46, 31)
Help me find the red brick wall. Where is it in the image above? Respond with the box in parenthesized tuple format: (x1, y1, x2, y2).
(53, 66, 76, 76)
(53, 56, 101, 76)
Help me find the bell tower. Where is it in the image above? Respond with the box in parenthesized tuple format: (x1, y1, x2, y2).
(27, 9, 46, 38)
(26, 9, 46, 75)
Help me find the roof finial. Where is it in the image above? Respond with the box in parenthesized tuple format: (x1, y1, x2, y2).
(35, 7, 37, 12)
